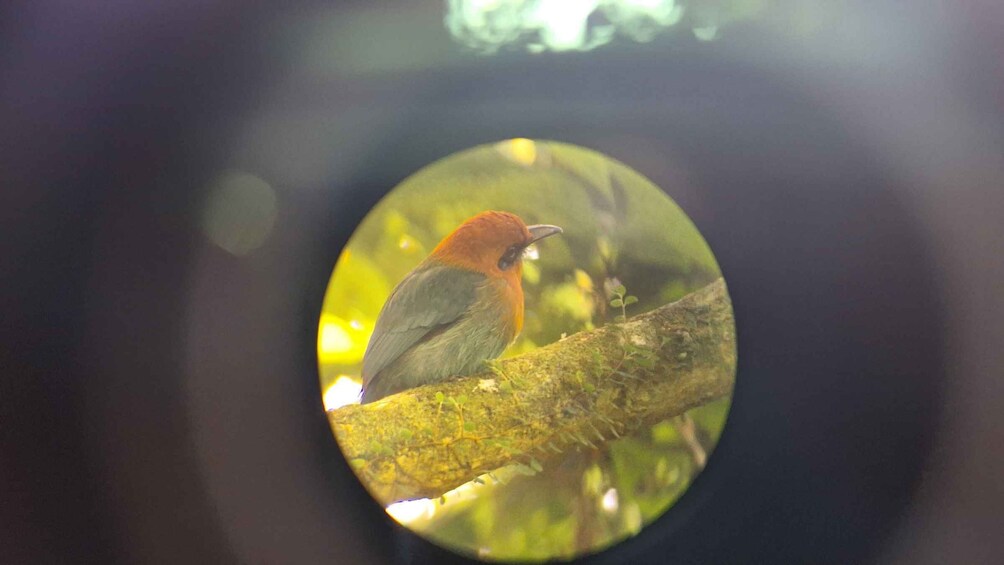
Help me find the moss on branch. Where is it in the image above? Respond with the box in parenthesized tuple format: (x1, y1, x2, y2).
(328, 278, 736, 504)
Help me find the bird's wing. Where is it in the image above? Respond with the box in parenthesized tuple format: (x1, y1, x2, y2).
(360, 263, 484, 388)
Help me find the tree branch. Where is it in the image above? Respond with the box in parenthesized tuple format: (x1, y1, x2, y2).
(328, 278, 735, 504)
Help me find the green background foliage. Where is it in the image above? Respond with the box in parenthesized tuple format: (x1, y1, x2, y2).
(319, 140, 731, 560)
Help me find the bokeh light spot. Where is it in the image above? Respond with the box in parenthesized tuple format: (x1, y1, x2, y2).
(200, 171, 277, 256)
(692, 24, 718, 41)
(446, 0, 692, 53)
(322, 375, 362, 410)
(318, 314, 369, 364)
(386, 498, 436, 525)
(497, 137, 538, 166)
(602, 488, 619, 513)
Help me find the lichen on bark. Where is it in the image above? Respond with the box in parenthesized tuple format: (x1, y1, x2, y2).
(328, 278, 736, 504)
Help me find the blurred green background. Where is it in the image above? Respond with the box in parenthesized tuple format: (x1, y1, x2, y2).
(318, 139, 732, 560)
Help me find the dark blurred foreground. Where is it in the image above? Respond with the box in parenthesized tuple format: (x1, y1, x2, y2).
(3, 1, 1004, 563)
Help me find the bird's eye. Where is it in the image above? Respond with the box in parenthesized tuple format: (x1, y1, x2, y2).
(498, 245, 522, 270)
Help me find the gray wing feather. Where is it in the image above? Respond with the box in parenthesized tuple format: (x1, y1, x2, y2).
(361, 264, 483, 388)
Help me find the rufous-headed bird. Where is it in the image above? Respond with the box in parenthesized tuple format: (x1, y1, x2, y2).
(360, 211, 562, 403)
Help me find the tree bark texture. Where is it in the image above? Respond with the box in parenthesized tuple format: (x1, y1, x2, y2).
(327, 278, 736, 504)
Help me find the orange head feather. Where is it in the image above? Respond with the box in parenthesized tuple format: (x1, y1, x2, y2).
(429, 211, 562, 336)
(431, 211, 533, 276)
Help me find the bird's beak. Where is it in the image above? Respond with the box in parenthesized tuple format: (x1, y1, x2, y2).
(527, 224, 563, 244)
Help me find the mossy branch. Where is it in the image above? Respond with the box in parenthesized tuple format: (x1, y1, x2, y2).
(328, 278, 736, 504)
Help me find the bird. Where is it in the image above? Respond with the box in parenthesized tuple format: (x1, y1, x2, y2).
(360, 211, 562, 404)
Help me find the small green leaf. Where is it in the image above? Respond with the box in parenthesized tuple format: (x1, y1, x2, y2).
(456, 394, 468, 405)
(463, 421, 476, 432)
(529, 458, 543, 473)
(624, 295, 638, 306)
(613, 284, 626, 296)
(609, 298, 623, 307)
(513, 463, 537, 476)
(583, 382, 595, 393)
(435, 392, 445, 403)
(399, 428, 414, 441)
(635, 356, 655, 369)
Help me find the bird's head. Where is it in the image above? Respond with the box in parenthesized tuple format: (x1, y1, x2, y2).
(430, 211, 562, 277)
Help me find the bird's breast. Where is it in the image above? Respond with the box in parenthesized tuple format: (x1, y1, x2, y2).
(496, 270, 524, 340)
